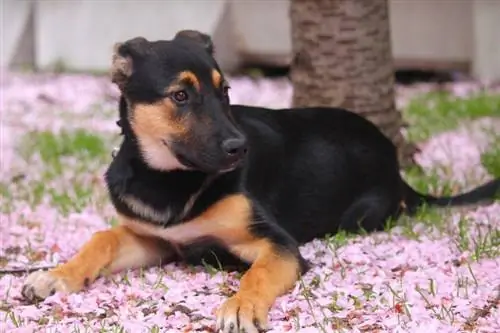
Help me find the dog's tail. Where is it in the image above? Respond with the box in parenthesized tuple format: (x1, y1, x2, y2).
(403, 178, 500, 214)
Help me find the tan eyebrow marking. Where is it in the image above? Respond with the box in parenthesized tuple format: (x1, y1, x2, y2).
(177, 71, 200, 91)
(212, 69, 222, 89)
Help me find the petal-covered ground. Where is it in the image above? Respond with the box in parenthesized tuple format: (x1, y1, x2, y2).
(1, 72, 500, 333)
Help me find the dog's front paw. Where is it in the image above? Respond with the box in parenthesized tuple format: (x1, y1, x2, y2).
(21, 270, 73, 302)
(216, 293, 270, 333)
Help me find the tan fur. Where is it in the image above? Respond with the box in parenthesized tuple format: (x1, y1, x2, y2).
(212, 69, 222, 89)
(54, 225, 168, 279)
(122, 194, 253, 246)
(120, 194, 301, 331)
(113, 64, 204, 172)
(22, 225, 169, 300)
(132, 101, 187, 138)
(130, 101, 188, 171)
(178, 70, 200, 91)
(23, 194, 252, 300)
(217, 241, 300, 331)
(23, 193, 300, 332)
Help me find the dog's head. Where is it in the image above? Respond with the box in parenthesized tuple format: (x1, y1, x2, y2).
(111, 30, 247, 173)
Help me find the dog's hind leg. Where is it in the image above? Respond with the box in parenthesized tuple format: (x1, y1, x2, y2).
(338, 187, 401, 233)
(21, 223, 171, 302)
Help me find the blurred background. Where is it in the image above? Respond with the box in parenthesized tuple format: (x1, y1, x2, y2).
(3, 0, 500, 84)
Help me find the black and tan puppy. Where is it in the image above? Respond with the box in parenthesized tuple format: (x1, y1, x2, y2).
(22, 30, 500, 332)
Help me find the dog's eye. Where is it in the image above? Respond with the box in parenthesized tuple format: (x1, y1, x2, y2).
(172, 90, 188, 103)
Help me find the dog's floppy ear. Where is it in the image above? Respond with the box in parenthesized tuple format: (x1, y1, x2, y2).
(174, 30, 214, 55)
(111, 37, 150, 89)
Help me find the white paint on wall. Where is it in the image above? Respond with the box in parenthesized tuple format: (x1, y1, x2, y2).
(1, 0, 33, 68)
(389, 0, 473, 62)
(2, 0, 500, 80)
(229, 0, 291, 59)
(472, 0, 500, 82)
(34, 0, 227, 71)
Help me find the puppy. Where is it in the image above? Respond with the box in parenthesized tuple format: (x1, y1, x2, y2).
(22, 30, 500, 333)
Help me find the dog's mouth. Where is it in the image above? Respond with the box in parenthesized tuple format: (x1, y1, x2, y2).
(175, 152, 199, 169)
(218, 160, 242, 173)
(161, 139, 198, 169)
(161, 139, 241, 173)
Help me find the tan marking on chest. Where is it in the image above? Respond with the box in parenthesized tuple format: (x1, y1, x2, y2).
(120, 195, 173, 224)
(119, 194, 254, 246)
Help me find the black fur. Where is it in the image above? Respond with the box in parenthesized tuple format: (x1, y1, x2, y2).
(106, 31, 500, 272)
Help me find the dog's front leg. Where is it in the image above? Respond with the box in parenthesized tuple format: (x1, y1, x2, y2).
(217, 238, 302, 333)
(21, 223, 170, 302)
(151, 194, 304, 333)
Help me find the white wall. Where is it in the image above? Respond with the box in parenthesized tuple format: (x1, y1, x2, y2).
(34, 0, 227, 71)
(1, 0, 33, 68)
(2, 0, 500, 80)
(389, 1, 473, 63)
(472, 0, 500, 82)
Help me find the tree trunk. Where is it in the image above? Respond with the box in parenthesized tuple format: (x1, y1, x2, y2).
(289, 0, 417, 167)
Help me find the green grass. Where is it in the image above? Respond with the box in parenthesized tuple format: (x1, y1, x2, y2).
(481, 134, 500, 178)
(2, 129, 115, 215)
(397, 92, 500, 259)
(403, 91, 500, 142)
(401, 91, 499, 228)
(403, 165, 458, 196)
(19, 129, 109, 167)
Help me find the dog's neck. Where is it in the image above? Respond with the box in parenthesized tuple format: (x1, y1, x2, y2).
(105, 139, 217, 224)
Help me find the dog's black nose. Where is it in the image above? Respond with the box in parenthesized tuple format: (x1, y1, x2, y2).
(221, 137, 248, 158)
